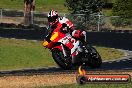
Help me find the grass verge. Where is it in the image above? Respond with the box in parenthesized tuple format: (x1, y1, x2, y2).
(0, 0, 68, 13)
(0, 38, 54, 70)
(0, 38, 124, 70)
(95, 46, 124, 61)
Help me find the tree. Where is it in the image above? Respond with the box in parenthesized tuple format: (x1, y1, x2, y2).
(99, 0, 112, 3)
(111, 0, 132, 26)
(112, 0, 132, 17)
(65, 0, 102, 15)
(65, 0, 103, 31)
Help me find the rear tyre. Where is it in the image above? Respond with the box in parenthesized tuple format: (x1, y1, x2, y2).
(52, 48, 72, 70)
(86, 46, 102, 68)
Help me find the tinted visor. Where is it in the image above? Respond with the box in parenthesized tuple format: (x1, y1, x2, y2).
(47, 15, 58, 22)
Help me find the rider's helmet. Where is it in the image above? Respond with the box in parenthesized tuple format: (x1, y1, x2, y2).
(47, 10, 59, 26)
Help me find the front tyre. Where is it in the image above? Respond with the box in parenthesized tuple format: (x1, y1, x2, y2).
(52, 48, 72, 70)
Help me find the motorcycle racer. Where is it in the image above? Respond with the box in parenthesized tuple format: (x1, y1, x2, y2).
(46, 10, 86, 44)
(42, 10, 102, 69)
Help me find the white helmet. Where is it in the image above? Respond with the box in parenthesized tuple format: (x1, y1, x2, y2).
(47, 10, 59, 25)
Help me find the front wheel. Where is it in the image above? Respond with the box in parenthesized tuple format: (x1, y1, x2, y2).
(52, 48, 72, 70)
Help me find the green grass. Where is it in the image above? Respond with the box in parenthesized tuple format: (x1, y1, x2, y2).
(0, 38, 124, 70)
(0, 38, 55, 70)
(0, 0, 68, 12)
(36, 81, 132, 88)
(95, 46, 124, 61)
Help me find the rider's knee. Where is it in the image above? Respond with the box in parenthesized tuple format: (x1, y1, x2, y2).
(72, 30, 86, 41)
(72, 30, 81, 38)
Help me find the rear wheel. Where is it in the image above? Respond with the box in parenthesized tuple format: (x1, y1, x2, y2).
(52, 48, 72, 70)
(86, 46, 102, 68)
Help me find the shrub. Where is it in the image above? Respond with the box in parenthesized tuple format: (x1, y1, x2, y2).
(111, 0, 132, 27)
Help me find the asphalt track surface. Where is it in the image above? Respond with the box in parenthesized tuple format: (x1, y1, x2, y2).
(0, 49, 132, 76)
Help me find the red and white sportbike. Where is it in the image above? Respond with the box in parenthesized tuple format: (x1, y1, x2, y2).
(43, 28, 102, 70)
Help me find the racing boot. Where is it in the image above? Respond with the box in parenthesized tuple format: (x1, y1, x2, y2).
(79, 31, 87, 46)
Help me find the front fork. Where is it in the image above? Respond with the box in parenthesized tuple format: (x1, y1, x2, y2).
(61, 44, 67, 57)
